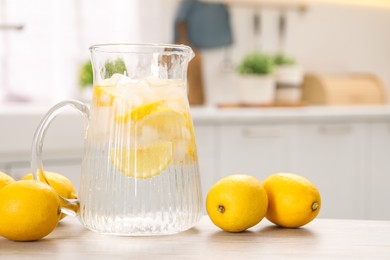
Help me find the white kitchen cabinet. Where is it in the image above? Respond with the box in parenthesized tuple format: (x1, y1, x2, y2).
(366, 122, 390, 220)
(0, 111, 84, 188)
(194, 125, 217, 202)
(289, 123, 367, 219)
(214, 121, 372, 220)
(217, 124, 298, 181)
(4, 159, 82, 191)
(2, 105, 390, 220)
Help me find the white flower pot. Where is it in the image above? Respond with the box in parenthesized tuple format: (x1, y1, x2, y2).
(238, 75, 275, 105)
(275, 65, 303, 104)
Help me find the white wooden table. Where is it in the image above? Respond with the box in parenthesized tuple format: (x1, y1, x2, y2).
(0, 216, 389, 259)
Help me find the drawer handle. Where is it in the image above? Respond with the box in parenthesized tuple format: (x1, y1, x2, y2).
(242, 128, 281, 139)
(0, 24, 24, 31)
(319, 125, 352, 136)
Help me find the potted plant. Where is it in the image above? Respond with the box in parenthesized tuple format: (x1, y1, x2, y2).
(78, 60, 93, 101)
(77, 58, 127, 101)
(237, 52, 275, 105)
(273, 53, 303, 104)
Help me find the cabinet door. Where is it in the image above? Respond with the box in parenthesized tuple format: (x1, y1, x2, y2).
(194, 125, 217, 202)
(218, 124, 298, 181)
(5, 158, 82, 191)
(289, 123, 367, 219)
(367, 122, 390, 220)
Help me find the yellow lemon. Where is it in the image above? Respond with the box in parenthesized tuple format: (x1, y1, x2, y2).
(0, 180, 61, 241)
(111, 101, 195, 174)
(136, 108, 186, 136)
(262, 173, 321, 228)
(206, 175, 268, 232)
(22, 171, 77, 220)
(92, 85, 117, 107)
(183, 113, 198, 162)
(22, 171, 77, 199)
(0, 171, 15, 189)
(110, 141, 173, 178)
(115, 100, 164, 124)
(115, 100, 187, 141)
(134, 104, 196, 164)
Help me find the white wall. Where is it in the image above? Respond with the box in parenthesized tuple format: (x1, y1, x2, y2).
(1, 1, 389, 105)
(200, 4, 390, 105)
(0, 0, 180, 103)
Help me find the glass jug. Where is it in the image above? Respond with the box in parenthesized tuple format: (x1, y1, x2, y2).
(31, 43, 202, 236)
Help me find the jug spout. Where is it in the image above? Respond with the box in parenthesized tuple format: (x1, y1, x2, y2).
(186, 45, 195, 62)
(89, 43, 194, 83)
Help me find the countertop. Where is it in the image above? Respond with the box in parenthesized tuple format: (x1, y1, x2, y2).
(1, 216, 389, 259)
(192, 106, 390, 124)
(1, 103, 390, 158)
(2, 103, 390, 124)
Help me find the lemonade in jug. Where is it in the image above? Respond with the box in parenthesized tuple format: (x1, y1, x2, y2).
(31, 44, 202, 235)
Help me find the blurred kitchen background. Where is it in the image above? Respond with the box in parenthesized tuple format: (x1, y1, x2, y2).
(1, 0, 390, 220)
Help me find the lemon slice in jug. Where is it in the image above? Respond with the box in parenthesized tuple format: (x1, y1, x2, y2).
(110, 141, 173, 178)
(137, 109, 187, 138)
(115, 100, 164, 124)
(93, 86, 117, 107)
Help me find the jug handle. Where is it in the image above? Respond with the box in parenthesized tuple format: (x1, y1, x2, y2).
(31, 100, 90, 217)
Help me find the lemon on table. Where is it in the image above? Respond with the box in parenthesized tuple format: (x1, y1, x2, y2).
(262, 173, 321, 228)
(206, 175, 268, 232)
(0, 171, 15, 189)
(22, 171, 77, 199)
(22, 171, 77, 220)
(0, 180, 61, 241)
(110, 141, 173, 178)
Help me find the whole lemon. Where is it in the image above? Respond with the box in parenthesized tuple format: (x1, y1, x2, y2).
(23, 171, 77, 220)
(206, 175, 268, 232)
(22, 171, 77, 199)
(262, 173, 321, 228)
(0, 171, 15, 189)
(0, 180, 61, 241)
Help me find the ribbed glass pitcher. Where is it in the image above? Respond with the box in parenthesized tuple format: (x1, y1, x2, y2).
(31, 43, 202, 236)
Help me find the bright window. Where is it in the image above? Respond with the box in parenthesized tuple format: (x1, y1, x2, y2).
(0, 0, 176, 103)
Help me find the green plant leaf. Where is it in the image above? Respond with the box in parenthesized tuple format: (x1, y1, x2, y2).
(274, 53, 296, 66)
(104, 58, 127, 78)
(237, 53, 274, 75)
(78, 60, 93, 89)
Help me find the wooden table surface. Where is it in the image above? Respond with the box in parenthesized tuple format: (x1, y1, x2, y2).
(0, 216, 389, 259)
